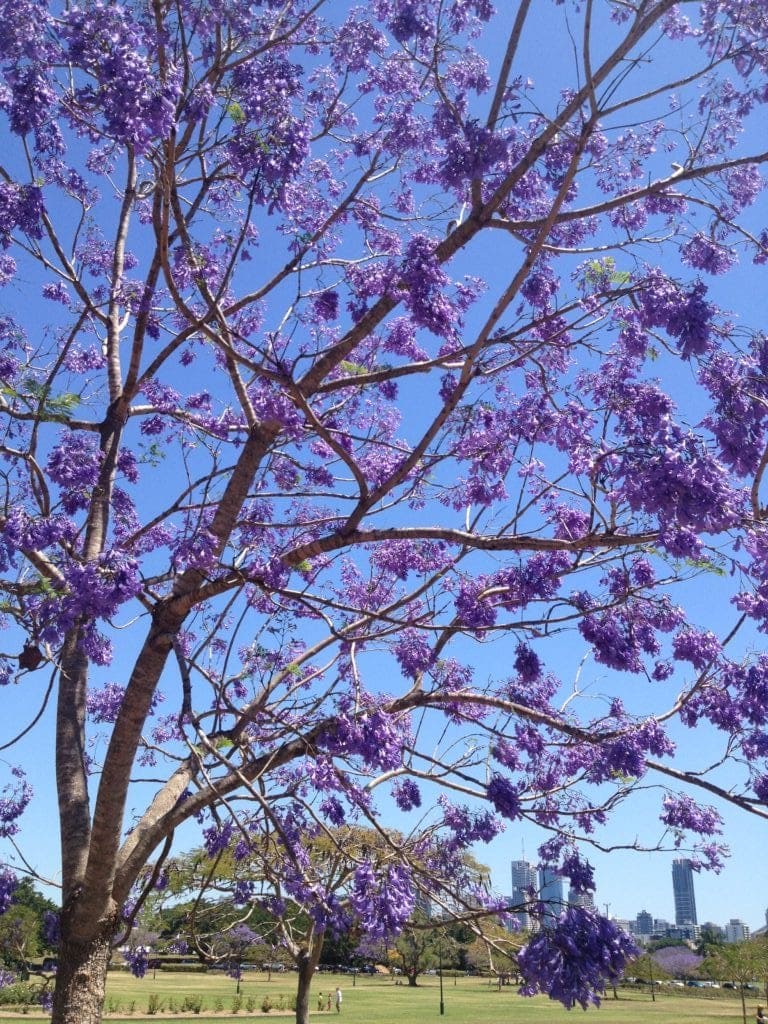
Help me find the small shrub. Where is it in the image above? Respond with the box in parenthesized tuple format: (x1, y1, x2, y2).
(261, 994, 273, 1013)
(126, 999, 136, 1015)
(246, 995, 257, 1012)
(147, 993, 164, 1015)
(168, 996, 178, 1012)
(181, 994, 203, 1014)
(0, 982, 35, 1006)
(106, 996, 122, 1013)
(213, 996, 224, 1011)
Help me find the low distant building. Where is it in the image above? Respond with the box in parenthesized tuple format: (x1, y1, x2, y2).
(724, 919, 750, 943)
(568, 888, 595, 910)
(633, 910, 653, 939)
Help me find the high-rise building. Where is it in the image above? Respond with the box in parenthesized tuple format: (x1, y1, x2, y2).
(671, 859, 698, 925)
(510, 860, 537, 930)
(539, 866, 565, 925)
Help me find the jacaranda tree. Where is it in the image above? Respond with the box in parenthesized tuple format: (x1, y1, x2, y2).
(1, 0, 768, 1020)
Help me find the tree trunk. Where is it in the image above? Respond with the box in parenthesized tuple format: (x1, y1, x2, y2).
(51, 926, 113, 1024)
(295, 959, 313, 1024)
(407, 972, 418, 987)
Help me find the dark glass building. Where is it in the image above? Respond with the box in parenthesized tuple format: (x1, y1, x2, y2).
(672, 858, 698, 925)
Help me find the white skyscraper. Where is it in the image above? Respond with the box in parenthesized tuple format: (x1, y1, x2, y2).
(510, 860, 537, 931)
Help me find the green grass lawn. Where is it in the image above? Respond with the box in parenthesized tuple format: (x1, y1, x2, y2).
(0, 972, 761, 1023)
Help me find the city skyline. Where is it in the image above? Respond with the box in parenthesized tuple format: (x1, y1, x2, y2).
(506, 852, 766, 937)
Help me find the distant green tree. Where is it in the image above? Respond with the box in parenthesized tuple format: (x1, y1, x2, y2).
(392, 912, 453, 987)
(697, 926, 725, 954)
(629, 953, 671, 1002)
(0, 905, 40, 978)
(703, 941, 768, 1024)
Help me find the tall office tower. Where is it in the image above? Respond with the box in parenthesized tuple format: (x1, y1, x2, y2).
(672, 858, 698, 925)
(510, 860, 537, 930)
(539, 865, 566, 925)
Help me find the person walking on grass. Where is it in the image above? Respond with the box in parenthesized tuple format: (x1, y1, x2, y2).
(317, 992, 324, 1012)
(335, 986, 342, 1013)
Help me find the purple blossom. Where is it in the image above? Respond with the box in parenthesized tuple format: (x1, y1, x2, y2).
(392, 778, 421, 811)
(350, 861, 415, 940)
(0, 867, 18, 914)
(393, 629, 433, 677)
(681, 233, 737, 275)
(123, 946, 150, 979)
(558, 850, 595, 895)
(672, 629, 722, 671)
(439, 797, 504, 846)
(399, 234, 457, 338)
(440, 119, 508, 189)
(518, 908, 638, 1009)
(660, 794, 722, 837)
(513, 642, 542, 683)
(312, 290, 339, 321)
(42, 911, 60, 948)
(0, 770, 31, 839)
(486, 774, 521, 820)
(203, 821, 234, 857)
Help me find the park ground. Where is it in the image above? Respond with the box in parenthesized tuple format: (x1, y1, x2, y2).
(0, 972, 762, 1024)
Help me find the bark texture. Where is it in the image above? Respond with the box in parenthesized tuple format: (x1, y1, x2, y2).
(51, 917, 114, 1024)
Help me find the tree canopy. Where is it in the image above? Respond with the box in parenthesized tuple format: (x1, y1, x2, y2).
(1, 1, 768, 1021)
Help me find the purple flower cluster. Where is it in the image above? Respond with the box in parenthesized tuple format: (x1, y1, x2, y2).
(60, 4, 181, 151)
(439, 796, 505, 847)
(0, 183, 44, 249)
(518, 907, 638, 1009)
(558, 850, 595, 896)
(440, 119, 508, 190)
(392, 778, 422, 811)
(42, 910, 60, 948)
(660, 794, 722, 839)
(87, 682, 164, 724)
(123, 946, 150, 979)
(681, 233, 737, 275)
(398, 235, 457, 339)
(0, 770, 32, 840)
(349, 861, 415, 940)
(636, 272, 716, 359)
(322, 695, 411, 772)
(486, 775, 521, 820)
(203, 821, 234, 857)
(0, 867, 18, 915)
(393, 629, 433, 677)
